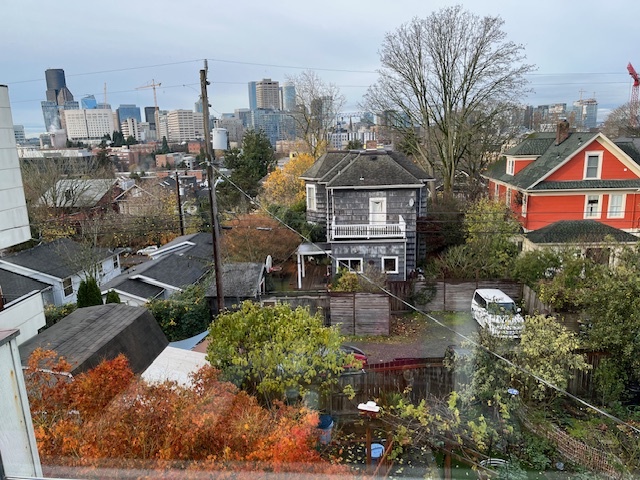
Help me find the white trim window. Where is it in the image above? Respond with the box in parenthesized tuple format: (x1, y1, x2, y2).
(63, 277, 73, 297)
(584, 194, 602, 218)
(306, 184, 317, 211)
(584, 152, 603, 179)
(494, 182, 500, 200)
(337, 258, 363, 273)
(506, 188, 512, 207)
(381, 257, 399, 274)
(521, 193, 528, 217)
(607, 193, 625, 218)
(506, 158, 515, 175)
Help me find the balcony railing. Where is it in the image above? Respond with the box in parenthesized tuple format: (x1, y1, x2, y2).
(331, 215, 406, 239)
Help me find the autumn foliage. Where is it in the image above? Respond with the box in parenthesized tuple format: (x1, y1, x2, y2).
(222, 213, 301, 264)
(261, 153, 315, 207)
(25, 349, 350, 477)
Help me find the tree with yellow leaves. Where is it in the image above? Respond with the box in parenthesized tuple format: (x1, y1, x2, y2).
(261, 153, 314, 208)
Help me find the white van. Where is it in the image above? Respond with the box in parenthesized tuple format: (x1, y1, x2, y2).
(471, 288, 524, 338)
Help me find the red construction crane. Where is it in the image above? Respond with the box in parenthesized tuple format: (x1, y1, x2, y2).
(628, 63, 639, 128)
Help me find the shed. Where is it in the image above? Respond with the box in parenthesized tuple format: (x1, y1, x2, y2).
(19, 303, 168, 375)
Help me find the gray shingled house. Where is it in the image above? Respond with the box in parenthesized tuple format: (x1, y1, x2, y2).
(298, 149, 433, 286)
(19, 303, 168, 375)
(205, 262, 265, 314)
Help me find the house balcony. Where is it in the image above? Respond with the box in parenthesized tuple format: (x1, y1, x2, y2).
(331, 216, 406, 240)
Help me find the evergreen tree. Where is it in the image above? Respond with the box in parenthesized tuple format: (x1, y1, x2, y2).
(77, 277, 103, 307)
(105, 290, 121, 304)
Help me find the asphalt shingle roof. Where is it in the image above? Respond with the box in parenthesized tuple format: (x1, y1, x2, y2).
(303, 150, 432, 188)
(0, 270, 49, 302)
(531, 179, 640, 190)
(505, 133, 556, 156)
(525, 220, 639, 244)
(1, 238, 115, 279)
(19, 303, 168, 374)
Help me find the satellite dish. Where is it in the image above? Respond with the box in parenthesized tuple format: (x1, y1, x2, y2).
(265, 255, 273, 272)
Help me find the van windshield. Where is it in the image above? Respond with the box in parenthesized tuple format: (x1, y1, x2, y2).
(487, 301, 517, 315)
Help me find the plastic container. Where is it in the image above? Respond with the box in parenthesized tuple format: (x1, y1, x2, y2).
(317, 414, 333, 445)
(370, 443, 384, 463)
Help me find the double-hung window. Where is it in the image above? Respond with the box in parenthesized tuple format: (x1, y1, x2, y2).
(607, 194, 624, 218)
(584, 152, 602, 179)
(337, 258, 363, 273)
(306, 184, 316, 211)
(584, 194, 601, 218)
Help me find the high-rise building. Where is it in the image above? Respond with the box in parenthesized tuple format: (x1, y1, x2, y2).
(45, 68, 74, 105)
(63, 109, 116, 141)
(281, 83, 296, 111)
(41, 68, 75, 131)
(81, 95, 97, 109)
(144, 106, 157, 130)
(572, 98, 598, 130)
(116, 104, 142, 124)
(255, 79, 280, 110)
(248, 81, 257, 111)
(13, 125, 26, 145)
(250, 109, 295, 146)
(166, 110, 204, 142)
(121, 118, 140, 141)
(194, 96, 203, 114)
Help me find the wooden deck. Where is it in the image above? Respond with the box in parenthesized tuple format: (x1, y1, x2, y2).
(269, 261, 330, 292)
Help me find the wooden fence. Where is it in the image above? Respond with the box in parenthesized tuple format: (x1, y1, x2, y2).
(329, 293, 390, 336)
(330, 358, 452, 416)
(421, 279, 523, 311)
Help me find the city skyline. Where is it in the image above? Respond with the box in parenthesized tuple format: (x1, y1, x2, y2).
(3, 0, 638, 136)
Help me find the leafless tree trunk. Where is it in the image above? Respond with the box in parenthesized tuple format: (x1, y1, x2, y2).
(287, 70, 346, 159)
(363, 6, 534, 198)
(601, 102, 640, 138)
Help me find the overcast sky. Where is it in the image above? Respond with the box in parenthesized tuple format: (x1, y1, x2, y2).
(3, 0, 638, 136)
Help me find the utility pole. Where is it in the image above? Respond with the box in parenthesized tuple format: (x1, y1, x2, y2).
(201, 62, 224, 313)
(175, 171, 184, 236)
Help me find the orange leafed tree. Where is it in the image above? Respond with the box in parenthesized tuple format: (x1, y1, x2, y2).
(25, 349, 351, 476)
(261, 153, 315, 207)
(222, 213, 301, 264)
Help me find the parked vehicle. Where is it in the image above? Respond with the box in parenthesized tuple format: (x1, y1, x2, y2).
(136, 245, 159, 255)
(471, 289, 524, 338)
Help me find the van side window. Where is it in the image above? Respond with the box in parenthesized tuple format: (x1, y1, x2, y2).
(473, 292, 486, 308)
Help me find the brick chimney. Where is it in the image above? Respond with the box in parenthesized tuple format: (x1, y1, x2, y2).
(556, 120, 570, 145)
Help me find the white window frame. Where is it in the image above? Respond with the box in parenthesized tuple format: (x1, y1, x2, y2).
(584, 194, 602, 219)
(584, 151, 603, 179)
(381, 256, 399, 274)
(63, 277, 73, 297)
(506, 188, 512, 207)
(337, 258, 363, 273)
(306, 184, 317, 211)
(113, 255, 119, 269)
(521, 193, 528, 217)
(607, 193, 625, 218)
(369, 197, 387, 224)
(506, 158, 515, 175)
(494, 182, 500, 200)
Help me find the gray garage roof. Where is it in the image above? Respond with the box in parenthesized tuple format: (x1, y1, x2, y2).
(0, 269, 49, 304)
(19, 303, 168, 375)
(525, 220, 639, 245)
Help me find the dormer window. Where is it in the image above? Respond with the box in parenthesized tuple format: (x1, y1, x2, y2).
(584, 152, 602, 179)
(506, 158, 515, 175)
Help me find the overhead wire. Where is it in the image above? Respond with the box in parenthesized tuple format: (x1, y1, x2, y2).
(205, 159, 640, 436)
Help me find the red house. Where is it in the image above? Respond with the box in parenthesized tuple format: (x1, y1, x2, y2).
(483, 121, 640, 234)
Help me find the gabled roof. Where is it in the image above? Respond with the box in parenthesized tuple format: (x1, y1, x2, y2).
(301, 150, 432, 187)
(41, 179, 118, 208)
(486, 132, 640, 191)
(0, 269, 50, 302)
(100, 232, 213, 297)
(525, 220, 638, 244)
(0, 238, 115, 279)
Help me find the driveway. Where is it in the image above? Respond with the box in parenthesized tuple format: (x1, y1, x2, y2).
(347, 311, 480, 364)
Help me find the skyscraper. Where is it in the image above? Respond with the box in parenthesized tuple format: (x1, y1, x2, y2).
(81, 95, 97, 109)
(281, 83, 296, 111)
(116, 104, 142, 124)
(144, 106, 157, 130)
(255, 79, 280, 110)
(41, 68, 74, 130)
(248, 81, 257, 111)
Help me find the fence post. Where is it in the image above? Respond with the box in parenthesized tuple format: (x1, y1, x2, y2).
(442, 274, 446, 311)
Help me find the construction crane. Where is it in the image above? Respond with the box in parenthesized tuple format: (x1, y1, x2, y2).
(627, 63, 639, 128)
(136, 79, 161, 137)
